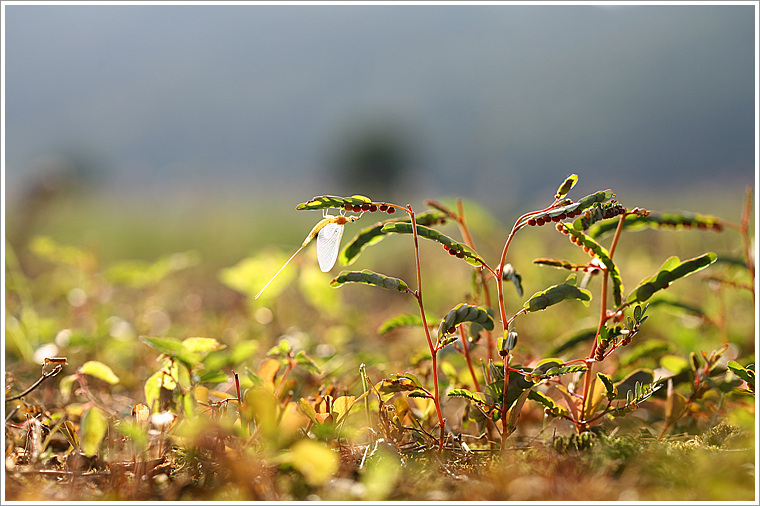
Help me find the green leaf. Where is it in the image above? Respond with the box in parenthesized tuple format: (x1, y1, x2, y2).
(79, 406, 107, 457)
(614, 369, 655, 401)
(400, 372, 423, 388)
(229, 340, 260, 364)
(220, 250, 297, 301)
(447, 388, 487, 404)
(378, 313, 430, 334)
(197, 370, 230, 384)
(619, 338, 673, 366)
(295, 350, 322, 375)
(727, 361, 755, 388)
(299, 398, 319, 424)
(660, 355, 690, 375)
(330, 269, 410, 292)
(528, 390, 569, 417)
(533, 258, 590, 272)
(140, 336, 222, 367)
(438, 303, 494, 338)
(296, 194, 374, 211)
(555, 174, 579, 199)
(523, 276, 592, 312)
(380, 222, 485, 266)
(331, 396, 356, 425)
(627, 253, 718, 304)
(79, 361, 120, 385)
(182, 337, 226, 355)
(558, 223, 623, 306)
(485, 369, 534, 413)
(586, 211, 725, 238)
(517, 190, 614, 227)
(548, 328, 596, 356)
(267, 339, 292, 357)
(597, 373, 617, 401)
(571, 200, 626, 232)
(339, 210, 447, 266)
(286, 439, 339, 486)
(376, 378, 421, 393)
(105, 251, 199, 288)
(501, 264, 523, 297)
(144, 370, 163, 411)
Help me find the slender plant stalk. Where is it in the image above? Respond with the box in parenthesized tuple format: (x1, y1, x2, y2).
(458, 325, 481, 392)
(454, 199, 496, 361)
(406, 205, 446, 452)
(740, 187, 755, 304)
(579, 213, 627, 429)
(500, 352, 511, 450)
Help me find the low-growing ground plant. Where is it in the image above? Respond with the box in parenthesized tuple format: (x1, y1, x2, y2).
(4, 176, 755, 501)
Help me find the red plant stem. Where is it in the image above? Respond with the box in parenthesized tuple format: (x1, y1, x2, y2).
(580, 213, 626, 428)
(455, 199, 496, 360)
(500, 352, 511, 449)
(406, 205, 446, 452)
(459, 325, 481, 392)
(740, 187, 755, 304)
(496, 203, 557, 335)
(496, 228, 519, 335)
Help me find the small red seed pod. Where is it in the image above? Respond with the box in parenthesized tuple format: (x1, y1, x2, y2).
(536, 217, 545, 226)
(552, 215, 561, 222)
(443, 244, 450, 251)
(387, 207, 395, 214)
(448, 327, 456, 334)
(528, 218, 537, 226)
(583, 246, 590, 253)
(713, 223, 723, 232)
(456, 250, 465, 258)
(344, 204, 353, 211)
(449, 248, 457, 256)
(352, 205, 362, 212)
(361, 203, 370, 211)
(369, 204, 378, 212)
(379, 204, 388, 211)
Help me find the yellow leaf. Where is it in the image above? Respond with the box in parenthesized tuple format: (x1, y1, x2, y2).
(80, 406, 107, 457)
(79, 361, 120, 385)
(288, 439, 338, 486)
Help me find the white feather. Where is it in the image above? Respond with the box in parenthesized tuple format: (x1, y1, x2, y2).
(316, 222, 344, 272)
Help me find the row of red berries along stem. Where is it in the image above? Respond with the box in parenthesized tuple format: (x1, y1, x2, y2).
(526, 208, 584, 227)
(343, 203, 396, 214)
(442, 244, 466, 258)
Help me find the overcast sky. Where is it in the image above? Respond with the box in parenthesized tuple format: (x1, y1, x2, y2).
(3, 2, 757, 208)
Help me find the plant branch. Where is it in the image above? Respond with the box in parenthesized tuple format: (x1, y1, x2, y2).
(458, 325, 481, 392)
(406, 204, 446, 452)
(5, 365, 64, 403)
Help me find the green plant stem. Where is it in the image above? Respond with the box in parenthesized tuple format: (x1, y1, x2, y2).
(458, 325, 481, 392)
(406, 205, 446, 452)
